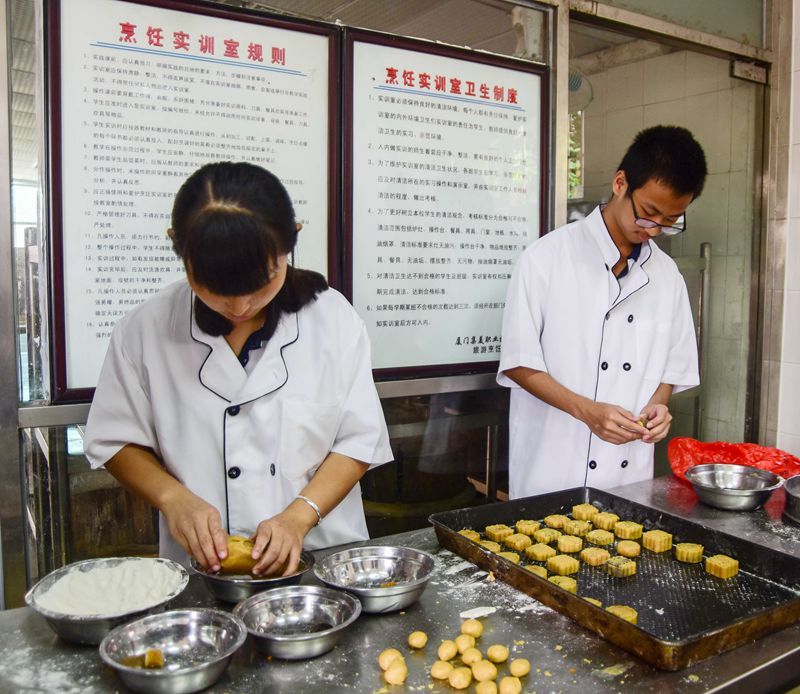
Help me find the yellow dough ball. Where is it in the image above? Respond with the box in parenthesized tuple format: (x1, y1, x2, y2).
(486, 644, 509, 663)
(461, 618, 484, 637)
(476, 681, 499, 694)
(378, 648, 403, 671)
(448, 666, 473, 689)
(498, 675, 522, 694)
(219, 535, 257, 575)
(437, 639, 458, 661)
(509, 658, 531, 677)
(430, 660, 454, 679)
(471, 659, 498, 682)
(384, 658, 408, 685)
(461, 646, 482, 666)
(408, 630, 428, 649)
(455, 633, 475, 654)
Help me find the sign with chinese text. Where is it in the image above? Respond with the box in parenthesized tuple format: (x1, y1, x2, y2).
(347, 35, 545, 376)
(53, 0, 334, 396)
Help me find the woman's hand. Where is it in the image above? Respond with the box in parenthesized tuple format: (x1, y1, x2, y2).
(250, 509, 311, 577)
(639, 403, 673, 443)
(160, 490, 228, 572)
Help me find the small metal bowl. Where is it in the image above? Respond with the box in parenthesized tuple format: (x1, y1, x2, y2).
(784, 474, 800, 524)
(25, 557, 188, 645)
(685, 463, 784, 511)
(99, 608, 246, 694)
(190, 550, 315, 603)
(313, 545, 435, 613)
(232, 585, 361, 660)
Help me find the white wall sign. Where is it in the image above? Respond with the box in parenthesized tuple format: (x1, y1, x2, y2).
(56, 0, 331, 392)
(349, 38, 543, 373)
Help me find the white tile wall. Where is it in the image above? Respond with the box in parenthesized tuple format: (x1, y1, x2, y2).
(685, 52, 729, 97)
(783, 291, 800, 363)
(778, 0, 800, 454)
(788, 220, 800, 292)
(643, 52, 686, 104)
(726, 171, 750, 256)
(643, 99, 686, 130)
(581, 48, 757, 444)
(605, 62, 644, 111)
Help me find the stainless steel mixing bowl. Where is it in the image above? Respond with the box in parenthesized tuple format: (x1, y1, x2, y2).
(189, 550, 315, 603)
(685, 463, 784, 511)
(313, 545, 435, 613)
(99, 608, 246, 694)
(25, 557, 188, 645)
(783, 474, 800, 523)
(232, 585, 361, 660)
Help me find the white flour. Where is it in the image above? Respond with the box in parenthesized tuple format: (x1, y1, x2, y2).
(35, 560, 183, 617)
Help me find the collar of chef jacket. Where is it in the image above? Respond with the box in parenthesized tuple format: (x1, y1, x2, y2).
(588, 205, 653, 309)
(188, 296, 299, 405)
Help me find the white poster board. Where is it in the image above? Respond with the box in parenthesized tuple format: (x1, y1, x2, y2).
(56, 0, 332, 393)
(349, 38, 543, 374)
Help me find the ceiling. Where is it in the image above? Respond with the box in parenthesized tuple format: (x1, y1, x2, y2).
(8, 0, 657, 184)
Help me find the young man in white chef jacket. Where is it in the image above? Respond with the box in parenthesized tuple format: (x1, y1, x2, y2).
(498, 126, 707, 497)
(84, 162, 393, 575)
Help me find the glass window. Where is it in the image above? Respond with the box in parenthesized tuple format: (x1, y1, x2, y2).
(568, 110, 584, 200)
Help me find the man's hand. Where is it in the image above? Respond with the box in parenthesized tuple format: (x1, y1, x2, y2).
(161, 491, 228, 572)
(638, 403, 672, 443)
(578, 400, 649, 444)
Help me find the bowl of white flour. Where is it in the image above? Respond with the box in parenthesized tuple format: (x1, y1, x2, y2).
(25, 556, 188, 644)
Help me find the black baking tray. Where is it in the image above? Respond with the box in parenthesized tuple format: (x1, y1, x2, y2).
(429, 487, 800, 671)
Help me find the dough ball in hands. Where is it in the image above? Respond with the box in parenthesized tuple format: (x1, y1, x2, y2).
(486, 644, 509, 663)
(437, 639, 458, 661)
(378, 648, 404, 671)
(461, 618, 484, 637)
(448, 666, 473, 690)
(408, 630, 428, 649)
(498, 675, 522, 694)
(430, 660, 453, 679)
(471, 659, 498, 682)
(509, 658, 531, 677)
(384, 658, 408, 685)
(219, 535, 257, 575)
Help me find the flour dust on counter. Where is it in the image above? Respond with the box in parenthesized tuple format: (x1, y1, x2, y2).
(429, 546, 555, 617)
(0, 640, 104, 693)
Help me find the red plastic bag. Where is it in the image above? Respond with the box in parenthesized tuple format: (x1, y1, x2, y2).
(668, 437, 800, 482)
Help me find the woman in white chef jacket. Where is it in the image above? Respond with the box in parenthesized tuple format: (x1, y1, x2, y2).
(498, 126, 706, 497)
(84, 162, 393, 576)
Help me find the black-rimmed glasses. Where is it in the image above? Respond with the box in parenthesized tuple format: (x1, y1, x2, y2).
(629, 192, 686, 236)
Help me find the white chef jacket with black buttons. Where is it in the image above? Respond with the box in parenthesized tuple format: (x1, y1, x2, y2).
(84, 280, 393, 565)
(498, 206, 699, 497)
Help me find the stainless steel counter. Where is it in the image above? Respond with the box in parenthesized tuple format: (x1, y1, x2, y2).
(1, 476, 798, 693)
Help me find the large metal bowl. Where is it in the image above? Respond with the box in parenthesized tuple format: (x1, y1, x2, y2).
(25, 557, 188, 645)
(232, 585, 361, 660)
(189, 550, 315, 603)
(685, 463, 784, 511)
(784, 474, 800, 523)
(313, 545, 435, 613)
(99, 608, 246, 694)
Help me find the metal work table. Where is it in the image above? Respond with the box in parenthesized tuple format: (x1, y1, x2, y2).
(0, 476, 798, 693)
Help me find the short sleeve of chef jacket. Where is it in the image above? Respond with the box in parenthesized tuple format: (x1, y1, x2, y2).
(497, 242, 550, 387)
(84, 318, 159, 468)
(661, 271, 700, 394)
(329, 309, 393, 467)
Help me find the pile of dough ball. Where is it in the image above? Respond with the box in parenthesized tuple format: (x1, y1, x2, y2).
(377, 617, 532, 691)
